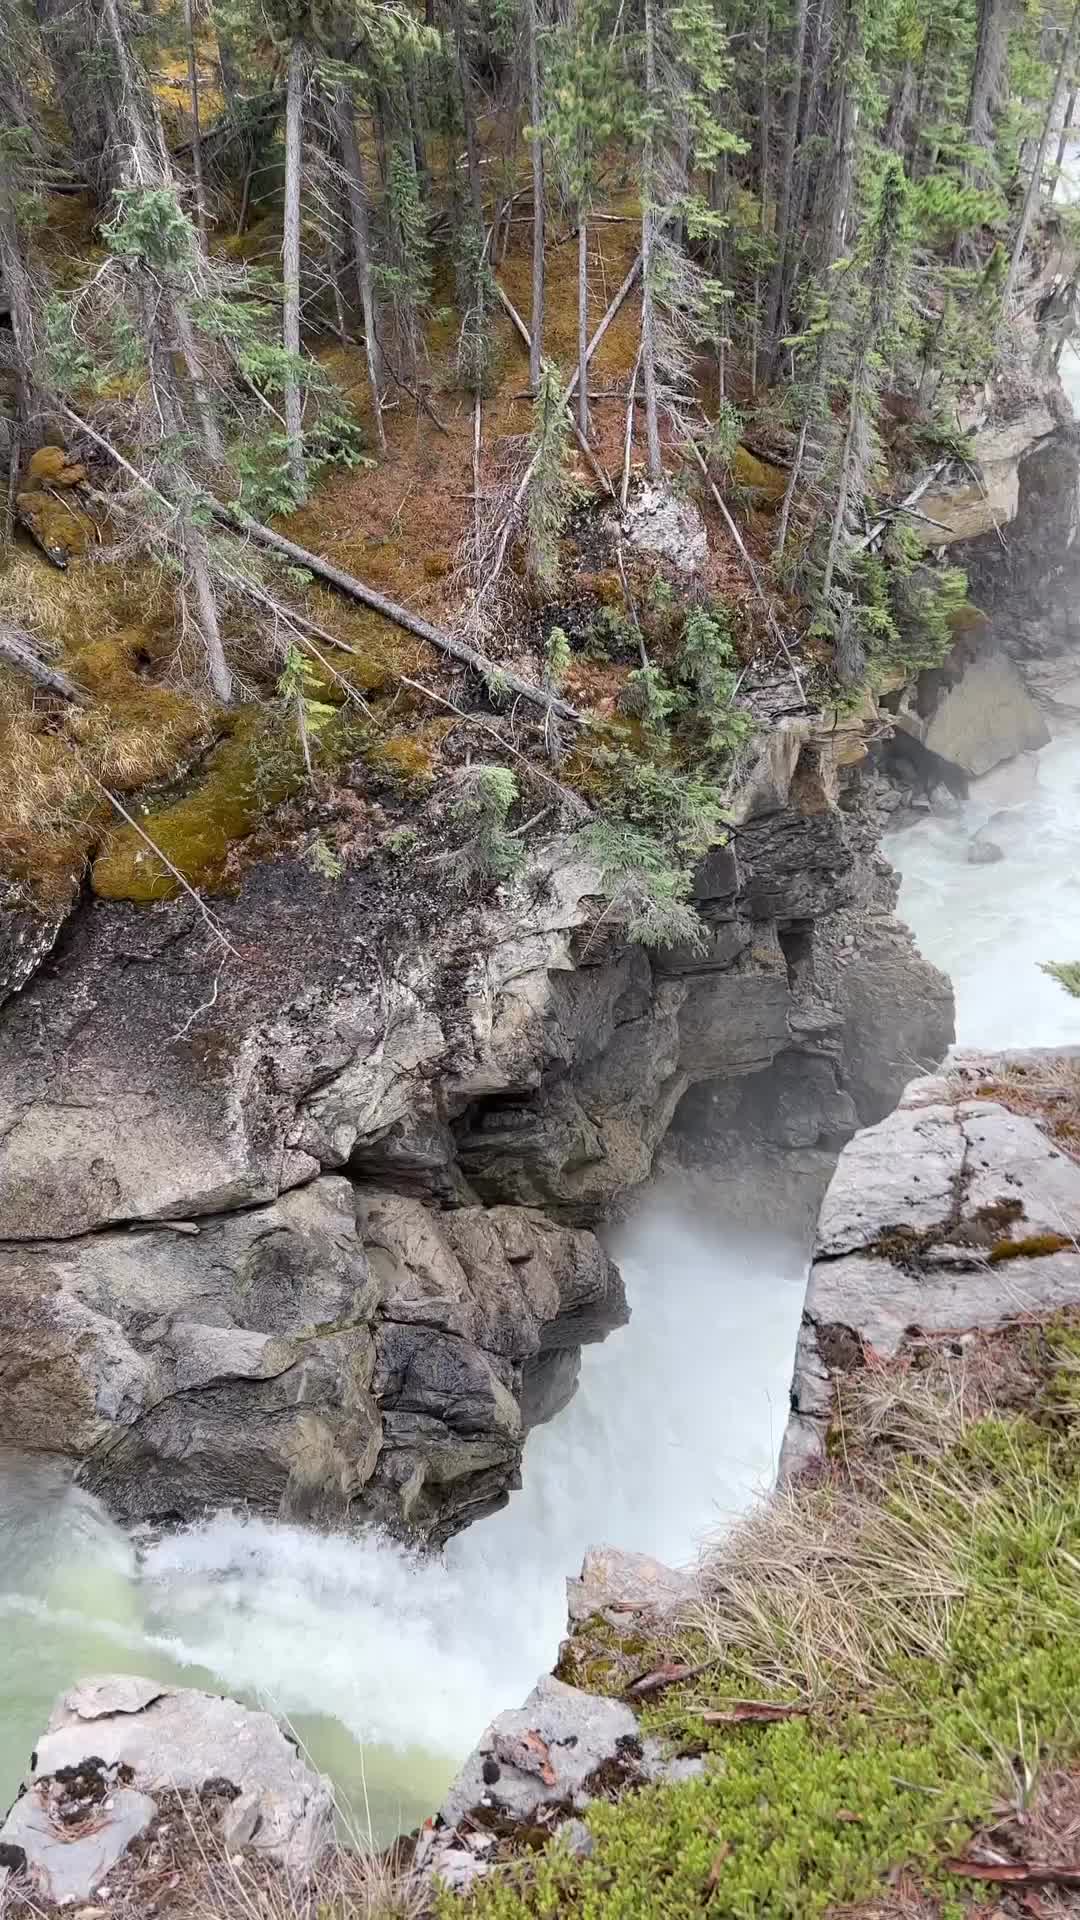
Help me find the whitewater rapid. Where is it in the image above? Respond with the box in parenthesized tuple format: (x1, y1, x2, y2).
(888, 731, 1080, 1047)
(0, 1199, 806, 1840)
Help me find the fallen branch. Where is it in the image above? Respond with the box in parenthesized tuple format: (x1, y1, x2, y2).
(624, 1660, 717, 1702)
(216, 505, 582, 724)
(493, 281, 614, 497)
(0, 621, 88, 703)
(852, 459, 949, 554)
(699, 1701, 809, 1726)
(680, 419, 807, 704)
(90, 778, 239, 957)
(945, 1856, 1080, 1889)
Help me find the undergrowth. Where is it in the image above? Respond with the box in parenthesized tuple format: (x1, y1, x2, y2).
(445, 1329, 1080, 1919)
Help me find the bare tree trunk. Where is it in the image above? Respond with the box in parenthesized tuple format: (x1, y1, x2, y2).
(173, 299, 225, 466)
(764, 0, 808, 369)
(527, 0, 545, 391)
(821, 401, 857, 604)
(641, 0, 662, 482)
(184, 0, 208, 243)
(1004, 0, 1080, 307)
(577, 213, 589, 437)
(187, 522, 232, 701)
(283, 37, 308, 501)
(332, 85, 386, 454)
(34, 0, 111, 199)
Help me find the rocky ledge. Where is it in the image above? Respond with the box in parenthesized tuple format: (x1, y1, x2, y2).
(0, 704, 951, 1544)
(782, 1050, 1080, 1479)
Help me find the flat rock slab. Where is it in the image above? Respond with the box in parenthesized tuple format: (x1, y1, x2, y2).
(1, 1781, 156, 1907)
(959, 1102, 1080, 1238)
(816, 1103, 966, 1255)
(440, 1675, 642, 1829)
(33, 1678, 332, 1872)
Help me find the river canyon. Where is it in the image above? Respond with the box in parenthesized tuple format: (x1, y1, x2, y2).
(3, 709, 1078, 1846)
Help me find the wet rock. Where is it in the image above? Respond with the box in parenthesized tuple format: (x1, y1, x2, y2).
(967, 834, 1005, 864)
(29, 1678, 332, 1874)
(892, 650, 1050, 780)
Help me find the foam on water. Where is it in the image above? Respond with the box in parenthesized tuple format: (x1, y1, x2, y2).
(0, 1200, 806, 1839)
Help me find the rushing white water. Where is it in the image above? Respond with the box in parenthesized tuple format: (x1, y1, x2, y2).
(0, 1196, 806, 1841)
(888, 731, 1080, 1046)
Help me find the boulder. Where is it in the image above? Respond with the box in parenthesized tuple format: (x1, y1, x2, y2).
(782, 1059, 1080, 1479)
(620, 482, 707, 573)
(967, 834, 1005, 864)
(2, 1677, 333, 1890)
(567, 1546, 693, 1623)
(440, 1675, 644, 1829)
(892, 650, 1050, 779)
(2, 1769, 156, 1907)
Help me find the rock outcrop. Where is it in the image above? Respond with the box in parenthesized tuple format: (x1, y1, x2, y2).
(0, 1677, 332, 1905)
(0, 706, 953, 1542)
(781, 1053, 1080, 1478)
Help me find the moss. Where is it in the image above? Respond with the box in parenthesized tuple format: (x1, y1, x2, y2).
(989, 1231, 1073, 1263)
(91, 713, 302, 900)
(16, 489, 93, 563)
(731, 445, 789, 505)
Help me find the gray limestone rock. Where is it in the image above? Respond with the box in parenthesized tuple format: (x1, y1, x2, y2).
(567, 1546, 694, 1624)
(31, 1678, 333, 1874)
(620, 482, 707, 573)
(440, 1675, 643, 1829)
(1, 1778, 156, 1907)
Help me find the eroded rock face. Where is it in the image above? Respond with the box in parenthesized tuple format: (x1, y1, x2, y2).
(0, 712, 953, 1542)
(781, 1054, 1080, 1479)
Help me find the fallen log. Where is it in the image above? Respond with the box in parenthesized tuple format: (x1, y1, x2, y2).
(0, 621, 88, 703)
(214, 506, 582, 724)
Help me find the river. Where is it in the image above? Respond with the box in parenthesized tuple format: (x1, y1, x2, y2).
(3, 725, 1078, 1841)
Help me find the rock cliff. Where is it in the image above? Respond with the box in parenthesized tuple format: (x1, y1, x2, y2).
(0, 707, 952, 1544)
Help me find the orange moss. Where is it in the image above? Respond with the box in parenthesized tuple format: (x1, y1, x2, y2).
(16, 490, 93, 564)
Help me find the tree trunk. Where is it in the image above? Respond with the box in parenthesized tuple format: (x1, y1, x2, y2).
(1004, 0, 1080, 306)
(187, 522, 232, 702)
(33, 0, 111, 199)
(527, 0, 544, 391)
(332, 85, 386, 453)
(577, 213, 589, 437)
(183, 0, 208, 243)
(764, 0, 808, 368)
(966, 0, 1013, 164)
(451, 0, 483, 214)
(1055, 84, 1078, 179)
(283, 37, 308, 501)
(641, 0, 662, 482)
(172, 298, 225, 466)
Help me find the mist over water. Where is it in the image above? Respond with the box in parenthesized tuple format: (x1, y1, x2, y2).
(0, 1201, 806, 1840)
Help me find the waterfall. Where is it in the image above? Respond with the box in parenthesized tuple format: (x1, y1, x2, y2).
(0, 1198, 806, 1841)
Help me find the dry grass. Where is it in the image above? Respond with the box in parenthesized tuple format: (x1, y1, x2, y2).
(0, 1786, 430, 1920)
(950, 1057, 1080, 1167)
(687, 1330, 1070, 1706)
